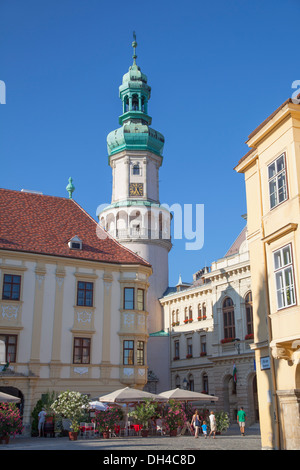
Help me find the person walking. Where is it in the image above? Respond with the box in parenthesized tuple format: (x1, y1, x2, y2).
(237, 406, 247, 436)
(191, 409, 201, 438)
(208, 410, 216, 438)
(201, 420, 208, 438)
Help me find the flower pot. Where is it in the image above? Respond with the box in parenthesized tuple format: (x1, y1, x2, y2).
(68, 431, 78, 441)
(102, 431, 110, 439)
(169, 429, 177, 437)
(0, 436, 10, 444)
(141, 429, 149, 437)
(44, 418, 55, 437)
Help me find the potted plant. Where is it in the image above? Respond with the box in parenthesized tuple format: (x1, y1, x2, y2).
(215, 411, 230, 434)
(128, 399, 158, 437)
(0, 402, 23, 444)
(44, 409, 56, 437)
(220, 337, 235, 344)
(162, 400, 186, 436)
(245, 333, 254, 340)
(51, 390, 90, 440)
(92, 406, 123, 438)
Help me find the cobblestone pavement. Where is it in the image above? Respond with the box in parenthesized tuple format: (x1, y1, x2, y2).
(2, 424, 261, 452)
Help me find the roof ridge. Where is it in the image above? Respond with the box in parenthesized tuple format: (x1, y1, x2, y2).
(0, 187, 71, 201)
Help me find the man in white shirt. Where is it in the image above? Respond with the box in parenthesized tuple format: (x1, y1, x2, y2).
(38, 407, 47, 437)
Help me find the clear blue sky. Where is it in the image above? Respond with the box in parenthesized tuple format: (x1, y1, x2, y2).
(1, 0, 299, 286)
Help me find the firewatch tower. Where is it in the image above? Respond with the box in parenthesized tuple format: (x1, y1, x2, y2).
(98, 34, 172, 349)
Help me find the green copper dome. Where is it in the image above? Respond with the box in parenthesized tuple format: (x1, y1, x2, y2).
(121, 63, 149, 89)
(107, 34, 164, 158)
(107, 122, 165, 156)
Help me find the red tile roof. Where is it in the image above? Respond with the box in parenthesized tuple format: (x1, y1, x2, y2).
(0, 188, 151, 267)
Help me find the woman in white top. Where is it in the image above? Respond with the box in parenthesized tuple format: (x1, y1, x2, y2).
(209, 410, 216, 438)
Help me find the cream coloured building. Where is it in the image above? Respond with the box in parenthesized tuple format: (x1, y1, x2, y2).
(160, 225, 258, 424)
(235, 98, 300, 449)
(0, 188, 152, 434)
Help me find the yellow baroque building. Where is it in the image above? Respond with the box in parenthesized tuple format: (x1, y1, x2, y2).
(235, 98, 300, 450)
(0, 188, 152, 435)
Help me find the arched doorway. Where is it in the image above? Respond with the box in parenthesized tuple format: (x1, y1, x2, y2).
(223, 374, 237, 422)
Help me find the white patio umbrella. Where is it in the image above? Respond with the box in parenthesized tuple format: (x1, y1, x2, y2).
(157, 387, 218, 402)
(98, 387, 167, 435)
(0, 391, 21, 403)
(89, 401, 108, 411)
(98, 387, 167, 404)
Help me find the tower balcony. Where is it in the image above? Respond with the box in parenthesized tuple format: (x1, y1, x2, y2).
(108, 227, 171, 241)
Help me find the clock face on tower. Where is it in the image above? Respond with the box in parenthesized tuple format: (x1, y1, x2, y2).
(129, 183, 143, 197)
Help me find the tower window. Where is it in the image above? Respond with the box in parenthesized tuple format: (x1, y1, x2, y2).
(124, 96, 129, 112)
(132, 94, 139, 111)
(141, 96, 146, 112)
(133, 164, 140, 175)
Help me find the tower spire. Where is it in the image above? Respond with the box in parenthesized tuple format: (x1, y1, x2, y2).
(132, 31, 137, 65)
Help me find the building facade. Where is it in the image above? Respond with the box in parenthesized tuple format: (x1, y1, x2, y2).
(98, 37, 172, 392)
(0, 188, 152, 434)
(160, 226, 258, 424)
(235, 98, 300, 450)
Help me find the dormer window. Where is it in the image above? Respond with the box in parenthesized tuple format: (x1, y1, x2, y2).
(68, 236, 82, 250)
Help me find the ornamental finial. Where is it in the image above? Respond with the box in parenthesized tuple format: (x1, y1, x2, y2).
(132, 31, 137, 65)
(66, 177, 75, 199)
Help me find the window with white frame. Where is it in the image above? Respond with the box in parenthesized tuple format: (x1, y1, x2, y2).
(268, 153, 288, 209)
(273, 244, 296, 309)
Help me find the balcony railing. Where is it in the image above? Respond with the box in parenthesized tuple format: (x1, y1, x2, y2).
(109, 228, 171, 241)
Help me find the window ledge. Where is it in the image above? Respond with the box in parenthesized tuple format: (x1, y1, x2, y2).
(262, 223, 298, 245)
